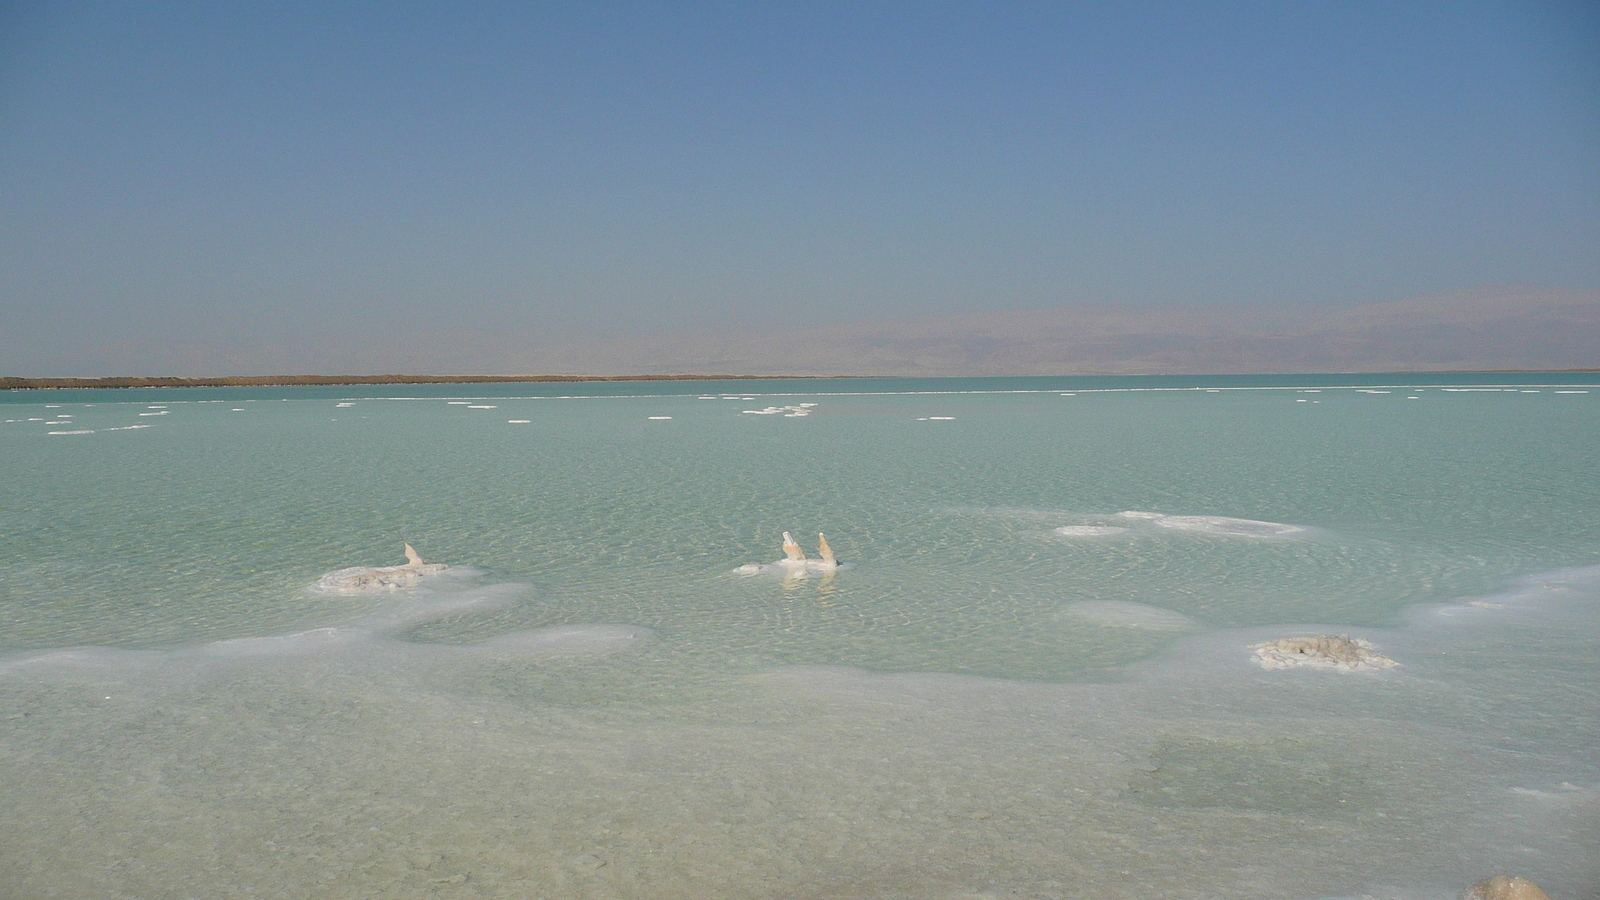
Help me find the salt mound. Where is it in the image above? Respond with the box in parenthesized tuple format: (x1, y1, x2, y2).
(314, 544, 449, 593)
(1054, 525, 1129, 537)
(1250, 635, 1397, 672)
(1462, 876, 1550, 900)
(1065, 601, 1193, 630)
(735, 531, 842, 578)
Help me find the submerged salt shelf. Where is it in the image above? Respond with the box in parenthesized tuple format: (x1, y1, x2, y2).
(1, 375, 1597, 899)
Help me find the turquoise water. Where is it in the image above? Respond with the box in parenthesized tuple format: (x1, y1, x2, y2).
(2, 377, 1597, 899)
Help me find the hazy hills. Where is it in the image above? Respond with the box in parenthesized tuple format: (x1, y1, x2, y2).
(11, 285, 1597, 379)
(523, 285, 1600, 377)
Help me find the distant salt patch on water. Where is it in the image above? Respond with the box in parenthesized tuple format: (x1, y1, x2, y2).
(48, 429, 94, 435)
(648, 416, 672, 420)
(336, 402, 355, 408)
(508, 419, 531, 424)
(104, 425, 151, 431)
(1149, 515, 1307, 537)
(1118, 511, 1308, 537)
(1054, 525, 1129, 536)
(743, 403, 815, 417)
(138, 411, 168, 416)
(1064, 601, 1193, 630)
(467, 405, 497, 409)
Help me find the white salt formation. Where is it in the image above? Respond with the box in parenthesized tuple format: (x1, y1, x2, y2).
(1250, 634, 1397, 672)
(1462, 876, 1551, 900)
(314, 544, 449, 592)
(735, 532, 842, 577)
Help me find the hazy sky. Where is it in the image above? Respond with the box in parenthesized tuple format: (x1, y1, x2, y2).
(2, 1, 1598, 374)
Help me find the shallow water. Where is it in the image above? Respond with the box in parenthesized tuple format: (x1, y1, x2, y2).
(2, 376, 1597, 899)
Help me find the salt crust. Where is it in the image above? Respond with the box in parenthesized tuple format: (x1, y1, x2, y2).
(1251, 635, 1398, 672)
(735, 531, 842, 578)
(313, 544, 449, 593)
(1461, 876, 1551, 900)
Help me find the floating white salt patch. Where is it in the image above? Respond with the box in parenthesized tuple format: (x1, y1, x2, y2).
(48, 430, 94, 435)
(1408, 396, 1419, 400)
(1520, 390, 1539, 393)
(231, 408, 243, 411)
(928, 416, 955, 420)
(56, 414, 72, 417)
(648, 416, 672, 420)
(467, 405, 497, 409)
(1296, 399, 1307, 402)
(1250, 635, 1397, 672)
(1152, 515, 1306, 537)
(1555, 390, 1588, 394)
(1064, 601, 1193, 630)
(336, 402, 355, 408)
(104, 425, 152, 431)
(799, 402, 817, 407)
(147, 405, 166, 408)
(1060, 392, 1075, 396)
(1053, 525, 1129, 536)
(507, 419, 531, 424)
(1116, 510, 1167, 520)
(447, 401, 471, 405)
(27, 418, 43, 421)
(138, 411, 168, 416)
(44, 404, 60, 408)
(45, 420, 68, 425)
(1357, 389, 1391, 394)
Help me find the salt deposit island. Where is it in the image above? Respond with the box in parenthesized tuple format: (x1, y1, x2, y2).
(313, 544, 449, 592)
(734, 532, 842, 577)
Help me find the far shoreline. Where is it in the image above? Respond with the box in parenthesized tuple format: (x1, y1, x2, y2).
(3, 370, 1598, 391)
(0, 374, 835, 391)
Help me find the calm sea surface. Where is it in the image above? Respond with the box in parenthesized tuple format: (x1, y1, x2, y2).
(2, 375, 1597, 898)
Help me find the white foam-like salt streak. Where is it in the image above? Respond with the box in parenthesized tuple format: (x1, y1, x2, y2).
(1053, 525, 1129, 536)
(508, 419, 531, 424)
(648, 416, 672, 420)
(138, 411, 168, 416)
(1151, 515, 1308, 536)
(467, 405, 498, 409)
(48, 430, 94, 435)
(1063, 601, 1194, 630)
(1110, 510, 1308, 536)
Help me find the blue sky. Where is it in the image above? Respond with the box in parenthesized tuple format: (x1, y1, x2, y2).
(1, 1, 1597, 374)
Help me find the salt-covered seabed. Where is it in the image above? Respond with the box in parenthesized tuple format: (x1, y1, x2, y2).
(1, 567, 1595, 899)
(2, 377, 1598, 898)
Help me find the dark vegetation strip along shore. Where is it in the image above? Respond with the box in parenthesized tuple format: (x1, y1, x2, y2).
(2, 375, 821, 390)
(4, 370, 1595, 390)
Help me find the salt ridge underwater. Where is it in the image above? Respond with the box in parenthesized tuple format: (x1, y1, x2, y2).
(1, 376, 1597, 898)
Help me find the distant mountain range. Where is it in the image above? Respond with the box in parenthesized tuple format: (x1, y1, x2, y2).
(8, 285, 1596, 380)
(525, 285, 1600, 376)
